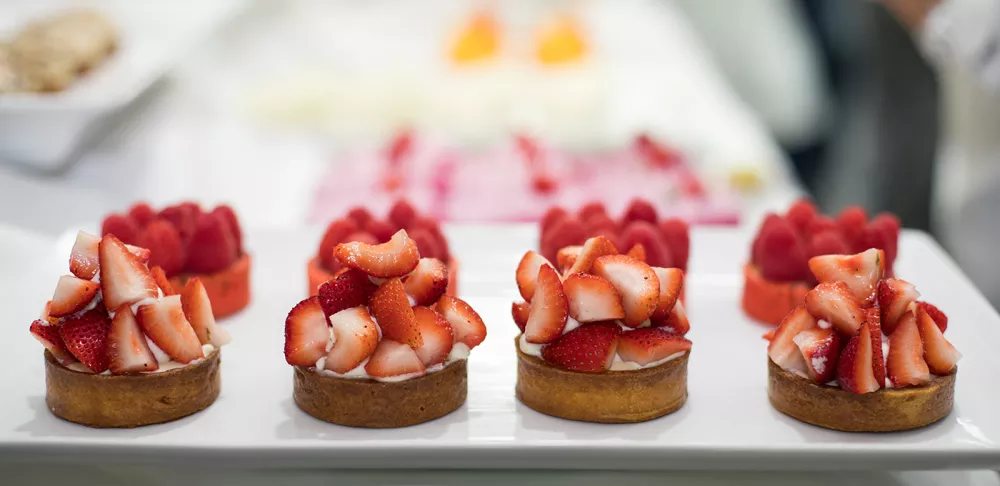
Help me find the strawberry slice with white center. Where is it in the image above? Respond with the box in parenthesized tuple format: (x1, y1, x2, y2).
(283, 296, 331, 367)
(403, 258, 449, 306)
(556, 246, 581, 273)
(887, 311, 931, 387)
(524, 264, 569, 344)
(916, 301, 948, 332)
(650, 267, 684, 320)
(916, 306, 960, 374)
(512, 301, 530, 332)
(808, 248, 885, 305)
(836, 321, 881, 394)
(792, 327, 842, 383)
(767, 306, 817, 374)
(541, 322, 621, 372)
(99, 234, 159, 312)
(865, 306, 886, 386)
(107, 305, 159, 374)
(877, 278, 920, 334)
(411, 306, 454, 366)
(325, 306, 380, 373)
(804, 281, 865, 336)
(652, 300, 690, 336)
(70, 231, 150, 280)
(365, 339, 427, 378)
(516, 250, 554, 301)
(591, 255, 660, 328)
(58, 309, 112, 373)
(334, 229, 420, 278)
(567, 235, 619, 275)
(48, 275, 100, 318)
(436, 295, 487, 349)
(136, 295, 204, 364)
(318, 269, 376, 318)
(370, 278, 423, 348)
(563, 273, 625, 323)
(180, 277, 231, 347)
(617, 327, 691, 366)
(29, 319, 75, 365)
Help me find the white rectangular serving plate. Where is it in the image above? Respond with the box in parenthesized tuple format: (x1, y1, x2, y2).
(1, 224, 999, 471)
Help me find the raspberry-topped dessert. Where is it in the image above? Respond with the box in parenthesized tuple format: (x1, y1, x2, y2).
(744, 199, 901, 326)
(286, 229, 486, 428)
(512, 235, 691, 423)
(308, 200, 457, 297)
(766, 249, 959, 432)
(101, 202, 250, 319)
(30, 231, 231, 428)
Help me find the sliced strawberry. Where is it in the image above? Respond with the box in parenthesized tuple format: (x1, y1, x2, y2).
(653, 300, 690, 336)
(617, 327, 690, 366)
(318, 268, 376, 318)
(620, 221, 673, 269)
(658, 218, 690, 271)
(180, 277, 232, 347)
(541, 322, 621, 372)
(563, 273, 625, 323)
(107, 305, 158, 374)
(836, 320, 881, 394)
(887, 311, 930, 387)
(626, 243, 647, 263)
(149, 265, 176, 295)
(402, 258, 448, 305)
(335, 229, 420, 278)
(540, 206, 569, 237)
(804, 281, 864, 336)
(622, 199, 658, 225)
(211, 205, 243, 253)
(69, 231, 102, 279)
(792, 327, 841, 383)
(650, 267, 684, 320)
(512, 300, 530, 332)
(185, 211, 239, 274)
(101, 213, 140, 245)
(556, 245, 582, 273)
(762, 328, 776, 341)
(754, 215, 809, 282)
(48, 275, 100, 317)
(388, 199, 419, 230)
(836, 206, 868, 252)
(567, 235, 619, 275)
(317, 218, 359, 273)
(808, 248, 885, 305)
(58, 309, 112, 373)
(807, 230, 850, 259)
(127, 203, 157, 228)
(365, 340, 426, 378)
(364, 219, 397, 243)
(524, 264, 569, 343)
(516, 250, 554, 301)
(325, 307, 380, 373)
(29, 320, 75, 364)
(346, 207, 374, 229)
(872, 212, 901, 265)
(283, 296, 330, 367)
(411, 306, 454, 366)
(99, 234, 159, 311)
(786, 198, 818, 235)
(917, 306, 960, 374)
(916, 301, 948, 333)
(577, 202, 607, 222)
(866, 307, 886, 387)
(158, 203, 200, 246)
(136, 219, 185, 277)
(877, 279, 920, 334)
(767, 306, 817, 374)
(409, 228, 443, 261)
(136, 295, 204, 364)
(370, 278, 422, 348)
(436, 295, 487, 349)
(591, 255, 659, 327)
(540, 216, 587, 264)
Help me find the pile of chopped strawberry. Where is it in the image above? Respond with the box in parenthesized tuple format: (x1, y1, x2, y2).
(100, 202, 243, 278)
(286, 229, 484, 379)
(29, 232, 231, 375)
(767, 248, 958, 394)
(316, 200, 451, 275)
(751, 198, 901, 284)
(513, 235, 691, 373)
(539, 199, 690, 272)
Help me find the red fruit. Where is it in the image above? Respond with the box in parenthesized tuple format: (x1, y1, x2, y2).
(916, 301, 948, 333)
(567, 235, 619, 275)
(836, 319, 881, 394)
(388, 200, 419, 230)
(617, 327, 690, 367)
(792, 327, 842, 383)
(150, 266, 176, 295)
(540, 207, 569, 238)
(556, 246, 581, 273)
(804, 215, 838, 241)
(524, 265, 569, 344)
(180, 277, 231, 347)
(158, 203, 199, 245)
(29, 320, 74, 364)
(404, 258, 449, 305)
(592, 255, 660, 327)
(767, 306, 817, 374)
(804, 281, 865, 336)
(411, 306, 454, 366)
(754, 216, 809, 282)
(344, 231, 378, 245)
(807, 231, 850, 259)
(364, 219, 397, 243)
(136, 219, 185, 277)
(872, 213, 901, 265)
(541, 322, 621, 372)
(622, 199, 658, 225)
(877, 279, 920, 334)
(808, 249, 885, 305)
(512, 301, 530, 332)
(866, 307, 886, 387)
(887, 311, 930, 387)
(653, 300, 690, 336)
(658, 218, 690, 271)
(317, 219, 358, 273)
(107, 306, 158, 374)
(516, 250, 554, 301)
(563, 273, 625, 323)
(578, 202, 607, 222)
(136, 295, 204, 364)
(58, 309, 112, 373)
(365, 340, 426, 378)
(857, 220, 891, 259)
(620, 221, 673, 269)
(69, 231, 103, 280)
(540, 216, 587, 263)
(436, 295, 487, 349)
(317, 268, 376, 317)
(212, 205, 243, 253)
(917, 307, 960, 374)
(346, 207, 373, 229)
(786, 198, 818, 235)
(626, 243, 646, 263)
(836, 206, 868, 251)
(762, 328, 776, 341)
(128, 203, 157, 228)
(185, 211, 239, 274)
(583, 213, 620, 245)
(650, 267, 684, 320)
(335, 230, 420, 278)
(409, 228, 443, 261)
(99, 234, 159, 311)
(101, 213, 140, 245)
(325, 306, 380, 373)
(370, 278, 422, 348)
(48, 275, 100, 317)
(283, 296, 330, 367)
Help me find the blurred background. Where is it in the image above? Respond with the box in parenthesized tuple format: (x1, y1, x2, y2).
(0, 0, 997, 307)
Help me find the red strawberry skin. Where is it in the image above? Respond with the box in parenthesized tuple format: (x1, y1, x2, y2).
(409, 228, 443, 261)
(317, 269, 376, 318)
(658, 218, 690, 271)
(158, 203, 199, 246)
(58, 309, 112, 373)
(512, 301, 530, 332)
(837, 206, 868, 252)
(541, 322, 621, 373)
(128, 203, 157, 227)
(185, 211, 239, 274)
(137, 219, 186, 277)
(388, 200, 419, 230)
(30, 320, 74, 364)
(346, 207, 373, 229)
(620, 221, 673, 269)
(866, 307, 886, 388)
(365, 219, 397, 243)
(284, 296, 331, 367)
(785, 198, 817, 235)
(540, 207, 569, 238)
(540, 216, 587, 264)
(101, 214, 140, 245)
(916, 301, 948, 333)
(317, 219, 358, 273)
(622, 199, 658, 225)
(578, 202, 607, 222)
(617, 327, 691, 366)
(370, 278, 423, 348)
(754, 215, 809, 282)
(212, 205, 243, 254)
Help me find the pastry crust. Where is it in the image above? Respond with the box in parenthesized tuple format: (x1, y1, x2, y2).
(742, 264, 811, 326)
(171, 253, 251, 319)
(767, 358, 956, 432)
(293, 360, 467, 428)
(44, 349, 221, 428)
(307, 256, 460, 297)
(515, 337, 689, 423)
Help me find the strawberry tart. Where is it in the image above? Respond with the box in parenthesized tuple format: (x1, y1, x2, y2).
(101, 201, 250, 319)
(766, 249, 959, 432)
(30, 232, 231, 428)
(513, 235, 691, 423)
(308, 200, 457, 298)
(286, 229, 486, 428)
(744, 199, 901, 326)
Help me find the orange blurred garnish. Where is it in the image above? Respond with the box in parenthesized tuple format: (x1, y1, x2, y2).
(536, 14, 587, 65)
(450, 11, 500, 64)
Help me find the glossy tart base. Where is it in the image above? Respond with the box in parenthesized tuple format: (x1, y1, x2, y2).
(767, 358, 956, 432)
(307, 256, 460, 297)
(44, 349, 221, 428)
(515, 337, 689, 423)
(742, 264, 811, 326)
(293, 360, 467, 428)
(170, 253, 251, 319)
